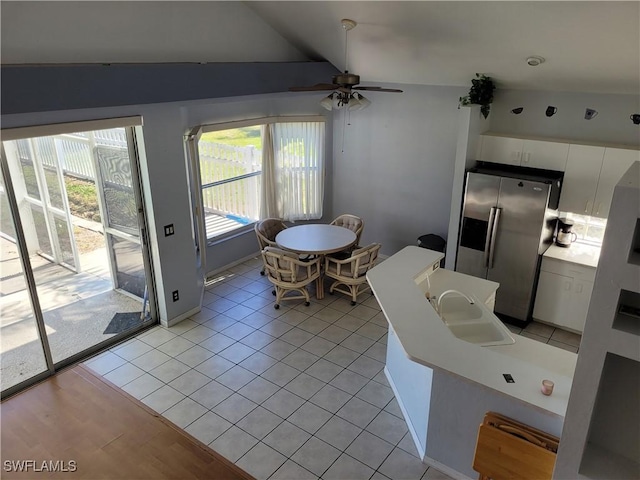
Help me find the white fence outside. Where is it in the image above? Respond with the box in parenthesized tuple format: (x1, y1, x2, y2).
(16, 129, 129, 182)
(198, 142, 262, 226)
(14, 130, 262, 233)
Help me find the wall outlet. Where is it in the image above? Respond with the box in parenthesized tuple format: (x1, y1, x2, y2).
(164, 224, 175, 236)
(172, 290, 179, 302)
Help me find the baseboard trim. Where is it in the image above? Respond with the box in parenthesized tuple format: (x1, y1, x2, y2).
(422, 455, 473, 480)
(205, 252, 260, 282)
(163, 306, 200, 328)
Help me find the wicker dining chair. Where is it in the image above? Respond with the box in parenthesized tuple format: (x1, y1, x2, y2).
(330, 214, 364, 246)
(261, 246, 322, 309)
(254, 218, 288, 275)
(325, 243, 381, 305)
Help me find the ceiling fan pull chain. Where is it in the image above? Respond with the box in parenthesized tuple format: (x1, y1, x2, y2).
(341, 110, 347, 153)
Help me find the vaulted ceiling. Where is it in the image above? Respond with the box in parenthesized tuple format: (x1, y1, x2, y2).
(2, 1, 638, 95)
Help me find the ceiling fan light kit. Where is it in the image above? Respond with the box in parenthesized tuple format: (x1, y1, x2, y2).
(320, 91, 371, 111)
(289, 18, 402, 111)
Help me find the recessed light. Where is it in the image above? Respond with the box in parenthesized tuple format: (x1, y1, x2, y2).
(526, 56, 545, 67)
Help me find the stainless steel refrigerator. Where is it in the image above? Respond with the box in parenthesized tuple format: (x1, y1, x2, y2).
(455, 167, 562, 324)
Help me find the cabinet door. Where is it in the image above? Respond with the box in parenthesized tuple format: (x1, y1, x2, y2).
(479, 136, 524, 166)
(558, 145, 604, 215)
(567, 279, 594, 332)
(533, 270, 573, 324)
(522, 140, 570, 171)
(592, 148, 639, 218)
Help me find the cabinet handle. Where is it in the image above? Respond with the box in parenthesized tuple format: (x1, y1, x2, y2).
(596, 203, 602, 215)
(515, 151, 521, 164)
(564, 281, 572, 291)
(576, 283, 583, 293)
(585, 200, 592, 214)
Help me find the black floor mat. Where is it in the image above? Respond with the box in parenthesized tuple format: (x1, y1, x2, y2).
(103, 312, 143, 334)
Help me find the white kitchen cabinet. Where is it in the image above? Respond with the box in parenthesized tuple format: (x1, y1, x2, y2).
(478, 135, 569, 171)
(592, 148, 639, 218)
(533, 257, 595, 333)
(521, 139, 569, 170)
(559, 145, 638, 218)
(558, 145, 604, 214)
(478, 136, 523, 166)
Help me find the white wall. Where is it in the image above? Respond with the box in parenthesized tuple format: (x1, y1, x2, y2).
(489, 89, 640, 146)
(331, 84, 466, 256)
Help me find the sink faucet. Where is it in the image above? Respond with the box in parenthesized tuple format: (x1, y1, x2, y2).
(435, 289, 475, 315)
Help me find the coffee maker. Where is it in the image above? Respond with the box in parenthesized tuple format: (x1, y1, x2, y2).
(556, 218, 577, 247)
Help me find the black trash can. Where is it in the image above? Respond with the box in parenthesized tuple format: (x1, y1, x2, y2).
(418, 234, 446, 266)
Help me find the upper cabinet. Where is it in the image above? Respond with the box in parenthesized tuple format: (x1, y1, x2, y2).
(593, 148, 639, 218)
(559, 145, 605, 215)
(478, 135, 569, 171)
(478, 134, 639, 219)
(560, 146, 639, 218)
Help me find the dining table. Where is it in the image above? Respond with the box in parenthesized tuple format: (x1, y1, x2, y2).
(275, 224, 357, 299)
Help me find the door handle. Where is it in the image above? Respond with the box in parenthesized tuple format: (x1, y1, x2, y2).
(488, 207, 501, 269)
(484, 207, 496, 268)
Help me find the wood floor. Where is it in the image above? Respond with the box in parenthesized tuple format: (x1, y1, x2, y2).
(1, 365, 254, 479)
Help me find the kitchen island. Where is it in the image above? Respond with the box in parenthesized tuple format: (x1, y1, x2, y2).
(367, 246, 577, 479)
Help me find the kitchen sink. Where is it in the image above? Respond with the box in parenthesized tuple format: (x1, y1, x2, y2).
(438, 295, 515, 347)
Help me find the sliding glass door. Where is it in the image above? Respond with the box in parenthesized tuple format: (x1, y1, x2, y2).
(0, 119, 156, 398)
(0, 158, 53, 393)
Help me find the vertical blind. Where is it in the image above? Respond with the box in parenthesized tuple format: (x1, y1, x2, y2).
(272, 122, 325, 221)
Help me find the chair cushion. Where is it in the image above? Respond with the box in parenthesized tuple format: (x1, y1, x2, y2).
(260, 220, 286, 241)
(333, 216, 362, 234)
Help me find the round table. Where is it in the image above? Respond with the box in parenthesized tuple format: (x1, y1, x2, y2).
(276, 224, 357, 299)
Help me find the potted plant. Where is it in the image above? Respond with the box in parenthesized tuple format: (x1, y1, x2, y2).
(459, 74, 496, 119)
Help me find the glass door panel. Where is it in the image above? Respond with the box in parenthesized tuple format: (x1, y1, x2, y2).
(1, 124, 155, 383)
(94, 141, 149, 307)
(0, 163, 51, 395)
(110, 235, 147, 298)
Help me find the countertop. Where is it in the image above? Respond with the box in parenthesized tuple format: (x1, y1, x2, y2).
(367, 246, 577, 418)
(544, 243, 601, 269)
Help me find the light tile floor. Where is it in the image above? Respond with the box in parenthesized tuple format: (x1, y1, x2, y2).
(506, 320, 582, 353)
(84, 256, 581, 480)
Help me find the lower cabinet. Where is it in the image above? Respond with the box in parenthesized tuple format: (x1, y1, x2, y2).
(533, 258, 595, 333)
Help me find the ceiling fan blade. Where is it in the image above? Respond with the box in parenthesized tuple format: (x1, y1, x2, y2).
(355, 86, 404, 93)
(289, 83, 337, 92)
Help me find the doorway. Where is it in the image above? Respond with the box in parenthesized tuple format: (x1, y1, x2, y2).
(1, 121, 156, 396)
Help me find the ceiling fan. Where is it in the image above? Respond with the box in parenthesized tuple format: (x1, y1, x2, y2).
(289, 19, 402, 110)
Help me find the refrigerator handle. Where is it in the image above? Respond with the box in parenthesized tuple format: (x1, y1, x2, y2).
(488, 207, 502, 269)
(484, 207, 497, 267)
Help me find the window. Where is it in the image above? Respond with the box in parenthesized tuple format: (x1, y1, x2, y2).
(559, 212, 607, 246)
(272, 122, 325, 221)
(198, 126, 263, 238)
(190, 117, 325, 240)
